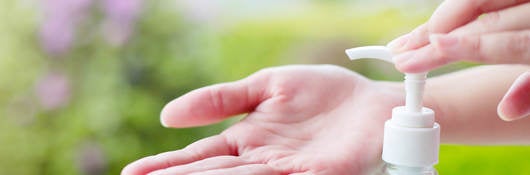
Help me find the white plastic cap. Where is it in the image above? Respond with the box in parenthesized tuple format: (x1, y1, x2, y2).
(392, 106, 435, 128)
(382, 107, 440, 167)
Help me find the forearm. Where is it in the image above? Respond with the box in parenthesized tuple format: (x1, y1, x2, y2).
(425, 65, 530, 144)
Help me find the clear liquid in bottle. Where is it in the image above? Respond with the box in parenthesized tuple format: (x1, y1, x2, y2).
(382, 163, 438, 175)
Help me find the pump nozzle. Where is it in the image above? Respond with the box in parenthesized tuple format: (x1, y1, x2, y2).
(346, 45, 440, 168)
(346, 46, 393, 64)
(345, 46, 426, 113)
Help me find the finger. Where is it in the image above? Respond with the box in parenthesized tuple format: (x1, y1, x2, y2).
(432, 30, 530, 64)
(161, 72, 270, 128)
(451, 2, 530, 35)
(391, 0, 530, 52)
(393, 44, 442, 73)
(188, 164, 281, 175)
(498, 71, 530, 121)
(388, 24, 427, 53)
(387, 32, 413, 52)
(395, 30, 530, 72)
(121, 135, 234, 175)
(289, 172, 314, 175)
(146, 156, 249, 175)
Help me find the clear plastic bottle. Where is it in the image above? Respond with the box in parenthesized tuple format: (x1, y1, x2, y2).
(383, 163, 438, 175)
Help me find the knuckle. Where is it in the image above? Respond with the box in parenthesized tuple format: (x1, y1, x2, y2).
(433, 51, 451, 64)
(507, 32, 530, 63)
(432, 45, 451, 62)
(208, 86, 225, 113)
(460, 35, 485, 61)
(152, 153, 176, 168)
(432, 50, 454, 66)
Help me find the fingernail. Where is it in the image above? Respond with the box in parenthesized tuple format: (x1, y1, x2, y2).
(498, 106, 514, 121)
(497, 103, 528, 121)
(402, 25, 429, 50)
(429, 34, 458, 50)
(387, 34, 410, 53)
(497, 72, 530, 121)
(392, 51, 419, 72)
(161, 118, 170, 128)
(160, 111, 169, 127)
(392, 51, 415, 65)
(160, 103, 173, 128)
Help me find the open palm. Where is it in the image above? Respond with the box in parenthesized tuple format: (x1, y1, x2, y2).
(122, 65, 405, 175)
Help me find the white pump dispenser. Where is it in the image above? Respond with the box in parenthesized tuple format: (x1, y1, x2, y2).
(345, 46, 440, 175)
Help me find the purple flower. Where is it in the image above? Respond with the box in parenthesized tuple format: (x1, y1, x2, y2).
(76, 142, 107, 175)
(100, 0, 143, 46)
(101, 0, 142, 22)
(35, 71, 71, 110)
(39, 17, 75, 56)
(39, 0, 93, 55)
(39, 0, 143, 52)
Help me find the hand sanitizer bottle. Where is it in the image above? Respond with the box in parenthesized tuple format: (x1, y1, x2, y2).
(345, 46, 440, 175)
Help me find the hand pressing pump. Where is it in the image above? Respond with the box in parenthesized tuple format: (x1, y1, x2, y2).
(346, 46, 440, 175)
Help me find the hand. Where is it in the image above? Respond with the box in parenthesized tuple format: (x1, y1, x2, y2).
(387, 0, 530, 121)
(121, 65, 404, 175)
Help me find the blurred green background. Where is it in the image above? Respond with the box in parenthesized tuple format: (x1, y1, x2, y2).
(0, 0, 528, 174)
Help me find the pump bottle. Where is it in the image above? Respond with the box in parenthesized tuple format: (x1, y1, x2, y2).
(345, 46, 440, 175)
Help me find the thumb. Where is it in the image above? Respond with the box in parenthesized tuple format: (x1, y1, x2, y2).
(160, 73, 270, 128)
(498, 71, 530, 121)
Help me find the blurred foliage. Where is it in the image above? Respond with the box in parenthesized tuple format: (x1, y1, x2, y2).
(439, 145, 530, 175)
(0, 1, 528, 175)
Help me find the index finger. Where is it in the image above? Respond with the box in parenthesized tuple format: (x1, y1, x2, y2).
(395, 0, 530, 52)
(429, 0, 530, 33)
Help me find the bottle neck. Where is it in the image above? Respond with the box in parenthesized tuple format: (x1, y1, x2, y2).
(384, 163, 438, 175)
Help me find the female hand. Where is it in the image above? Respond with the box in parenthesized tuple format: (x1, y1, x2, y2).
(121, 65, 404, 175)
(387, 0, 530, 121)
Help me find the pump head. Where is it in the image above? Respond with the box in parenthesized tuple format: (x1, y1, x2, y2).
(345, 46, 440, 167)
(345, 46, 427, 113)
